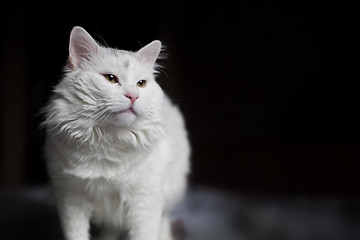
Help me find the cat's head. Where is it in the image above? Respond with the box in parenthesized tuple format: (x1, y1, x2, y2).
(53, 26, 164, 129)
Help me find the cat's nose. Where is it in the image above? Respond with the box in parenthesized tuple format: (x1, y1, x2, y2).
(125, 93, 139, 104)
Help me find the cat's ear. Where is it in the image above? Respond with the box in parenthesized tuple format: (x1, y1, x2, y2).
(137, 40, 162, 66)
(69, 26, 99, 69)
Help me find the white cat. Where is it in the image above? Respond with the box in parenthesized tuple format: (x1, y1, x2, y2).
(43, 27, 190, 240)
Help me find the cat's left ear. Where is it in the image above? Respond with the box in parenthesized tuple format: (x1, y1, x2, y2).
(136, 40, 162, 66)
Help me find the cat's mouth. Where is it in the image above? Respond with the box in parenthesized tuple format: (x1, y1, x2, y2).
(112, 108, 136, 115)
(107, 107, 138, 126)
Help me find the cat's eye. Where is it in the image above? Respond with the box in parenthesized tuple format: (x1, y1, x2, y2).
(137, 80, 147, 88)
(104, 74, 118, 84)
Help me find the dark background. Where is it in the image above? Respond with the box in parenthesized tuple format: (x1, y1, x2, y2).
(0, 1, 359, 197)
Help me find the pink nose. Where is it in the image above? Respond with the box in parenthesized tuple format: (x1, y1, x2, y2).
(125, 93, 139, 104)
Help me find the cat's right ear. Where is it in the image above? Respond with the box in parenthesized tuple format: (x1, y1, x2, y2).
(69, 26, 99, 69)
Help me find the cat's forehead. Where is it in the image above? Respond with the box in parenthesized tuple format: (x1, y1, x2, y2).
(96, 47, 144, 74)
(105, 48, 137, 67)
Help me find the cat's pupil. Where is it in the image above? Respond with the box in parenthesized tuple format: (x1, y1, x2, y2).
(108, 74, 114, 80)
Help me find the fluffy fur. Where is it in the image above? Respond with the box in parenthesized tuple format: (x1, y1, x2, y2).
(43, 26, 190, 240)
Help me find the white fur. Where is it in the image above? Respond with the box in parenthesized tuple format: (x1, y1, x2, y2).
(43, 27, 190, 240)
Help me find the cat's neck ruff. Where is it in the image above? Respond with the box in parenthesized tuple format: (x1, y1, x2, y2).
(47, 115, 164, 154)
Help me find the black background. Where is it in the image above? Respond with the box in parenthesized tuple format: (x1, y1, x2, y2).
(1, 0, 359, 197)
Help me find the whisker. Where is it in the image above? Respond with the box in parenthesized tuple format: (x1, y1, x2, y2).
(63, 100, 124, 128)
(76, 105, 110, 127)
(98, 109, 113, 124)
(85, 107, 109, 124)
(74, 102, 112, 117)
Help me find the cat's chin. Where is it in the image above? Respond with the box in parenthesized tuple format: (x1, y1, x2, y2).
(109, 108, 137, 127)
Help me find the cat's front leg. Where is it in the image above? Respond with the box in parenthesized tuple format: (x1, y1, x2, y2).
(159, 215, 173, 240)
(126, 192, 164, 240)
(56, 196, 92, 240)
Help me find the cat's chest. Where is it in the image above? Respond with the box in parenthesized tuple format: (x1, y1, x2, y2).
(66, 154, 148, 184)
(51, 134, 165, 187)
(84, 176, 126, 199)
(84, 177, 129, 225)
